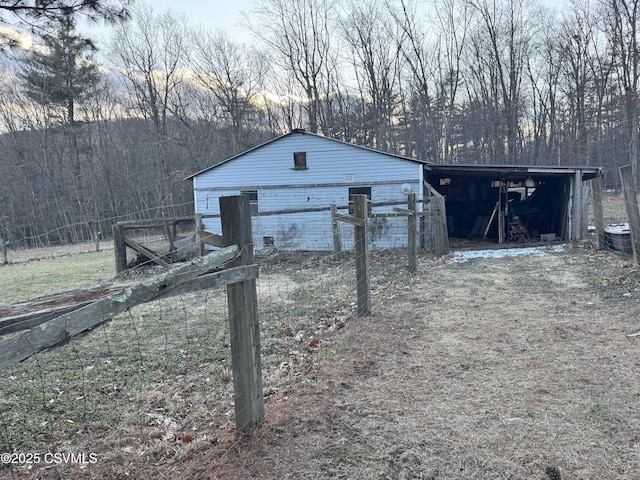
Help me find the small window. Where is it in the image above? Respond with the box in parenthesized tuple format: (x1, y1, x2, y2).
(348, 186, 372, 215)
(293, 152, 308, 170)
(240, 190, 258, 214)
(263, 236, 275, 246)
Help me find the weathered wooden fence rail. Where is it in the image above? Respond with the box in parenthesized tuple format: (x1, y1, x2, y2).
(113, 216, 196, 273)
(198, 196, 450, 258)
(0, 245, 242, 370)
(3, 195, 264, 433)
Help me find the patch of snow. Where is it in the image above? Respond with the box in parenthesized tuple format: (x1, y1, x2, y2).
(451, 244, 565, 263)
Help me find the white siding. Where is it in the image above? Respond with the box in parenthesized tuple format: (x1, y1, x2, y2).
(193, 132, 424, 251)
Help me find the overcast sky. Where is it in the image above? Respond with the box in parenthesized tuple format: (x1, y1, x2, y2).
(81, 0, 254, 46)
(81, 0, 568, 48)
(144, 0, 254, 35)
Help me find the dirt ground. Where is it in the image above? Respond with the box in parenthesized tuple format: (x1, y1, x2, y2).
(165, 245, 640, 480)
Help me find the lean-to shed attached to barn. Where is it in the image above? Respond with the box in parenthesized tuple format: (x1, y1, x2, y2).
(424, 164, 602, 244)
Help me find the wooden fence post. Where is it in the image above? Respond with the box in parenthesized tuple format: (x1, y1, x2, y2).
(195, 214, 204, 257)
(353, 194, 371, 317)
(88, 220, 100, 253)
(619, 165, 640, 266)
(408, 193, 417, 273)
(431, 196, 450, 256)
(330, 203, 342, 258)
(112, 224, 127, 273)
(572, 169, 584, 241)
(591, 176, 606, 249)
(1, 239, 7, 265)
(220, 195, 264, 432)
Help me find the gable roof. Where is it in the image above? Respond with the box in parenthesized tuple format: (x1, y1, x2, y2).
(185, 129, 430, 180)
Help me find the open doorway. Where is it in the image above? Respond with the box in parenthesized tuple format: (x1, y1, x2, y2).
(425, 167, 573, 244)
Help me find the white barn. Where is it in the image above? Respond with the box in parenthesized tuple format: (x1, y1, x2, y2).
(188, 129, 428, 252)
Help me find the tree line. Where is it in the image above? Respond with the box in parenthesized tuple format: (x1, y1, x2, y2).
(0, 0, 638, 248)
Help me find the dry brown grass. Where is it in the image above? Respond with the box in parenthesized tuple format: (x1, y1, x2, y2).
(3, 239, 640, 480)
(169, 245, 640, 480)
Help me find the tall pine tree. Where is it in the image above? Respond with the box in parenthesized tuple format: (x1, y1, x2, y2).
(21, 16, 99, 125)
(20, 16, 102, 243)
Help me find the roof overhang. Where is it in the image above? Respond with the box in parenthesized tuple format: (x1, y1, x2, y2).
(425, 164, 602, 181)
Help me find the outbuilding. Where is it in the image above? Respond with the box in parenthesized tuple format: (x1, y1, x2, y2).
(187, 129, 429, 251)
(188, 129, 602, 251)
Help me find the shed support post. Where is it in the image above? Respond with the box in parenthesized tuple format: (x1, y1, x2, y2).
(220, 195, 264, 432)
(353, 195, 371, 317)
(408, 193, 417, 273)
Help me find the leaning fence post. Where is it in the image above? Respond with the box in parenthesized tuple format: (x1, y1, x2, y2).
(220, 195, 264, 432)
(353, 194, 371, 317)
(408, 193, 417, 272)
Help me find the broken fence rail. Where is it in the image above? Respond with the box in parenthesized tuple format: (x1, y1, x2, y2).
(0, 245, 257, 371)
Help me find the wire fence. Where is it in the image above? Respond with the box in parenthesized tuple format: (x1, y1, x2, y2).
(590, 171, 640, 257)
(0, 195, 410, 479)
(1, 180, 639, 478)
(0, 247, 379, 478)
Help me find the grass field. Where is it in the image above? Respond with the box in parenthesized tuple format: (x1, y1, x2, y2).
(0, 250, 114, 305)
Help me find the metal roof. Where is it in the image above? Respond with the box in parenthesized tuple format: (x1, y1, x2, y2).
(185, 130, 603, 181)
(425, 163, 602, 180)
(185, 129, 430, 180)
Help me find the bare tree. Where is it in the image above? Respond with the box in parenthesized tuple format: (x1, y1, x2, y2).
(524, 9, 563, 164)
(191, 28, 268, 151)
(109, 4, 190, 138)
(248, 0, 336, 133)
(108, 2, 191, 201)
(431, 0, 469, 163)
(341, 0, 404, 152)
(391, 0, 469, 162)
(602, 0, 640, 187)
(467, 0, 537, 164)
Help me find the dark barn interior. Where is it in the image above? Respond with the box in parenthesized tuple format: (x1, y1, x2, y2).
(425, 165, 600, 244)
